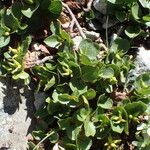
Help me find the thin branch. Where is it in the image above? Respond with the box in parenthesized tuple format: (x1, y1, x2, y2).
(100, 43, 108, 51)
(83, 0, 94, 12)
(62, 2, 86, 39)
(36, 56, 54, 65)
(105, 16, 109, 48)
(33, 131, 54, 150)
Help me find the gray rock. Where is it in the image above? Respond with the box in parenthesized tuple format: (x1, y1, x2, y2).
(34, 92, 46, 110)
(127, 47, 150, 87)
(88, 20, 102, 31)
(84, 30, 101, 41)
(0, 78, 36, 150)
(102, 17, 119, 29)
(72, 36, 83, 50)
(93, 0, 119, 29)
(130, 47, 150, 77)
(93, 0, 107, 15)
(136, 47, 150, 73)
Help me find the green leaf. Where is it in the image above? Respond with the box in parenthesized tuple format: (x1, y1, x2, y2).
(11, 2, 22, 19)
(97, 94, 113, 109)
(13, 71, 29, 80)
(58, 93, 78, 104)
(79, 39, 100, 60)
(32, 130, 46, 140)
(125, 101, 147, 117)
(21, 1, 39, 18)
(0, 28, 6, 37)
(3, 9, 27, 32)
(110, 120, 124, 133)
(83, 88, 96, 100)
(50, 21, 62, 35)
(48, 0, 62, 19)
(81, 65, 100, 82)
(58, 118, 82, 140)
(49, 131, 59, 143)
(44, 35, 62, 48)
(69, 78, 87, 95)
(25, 0, 34, 5)
(143, 15, 150, 22)
(79, 54, 93, 66)
(139, 0, 150, 9)
(84, 120, 96, 137)
(44, 76, 55, 91)
(110, 38, 130, 52)
(60, 30, 73, 44)
(101, 67, 114, 79)
(28, 142, 36, 149)
(77, 108, 91, 122)
(131, 2, 141, 20)
(116, 11, 126, 22)
(76, 135, 92, 150)
(0, 35, 10, 48)
(134, 73, 150, 96)
(113, 107, 129, 134)
(107, 0, 116, 4)
(21, 35, 32, 52)
(125, 26, 141, 38)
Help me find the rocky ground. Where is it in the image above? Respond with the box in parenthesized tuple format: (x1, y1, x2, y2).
(0, 78, 36, 150)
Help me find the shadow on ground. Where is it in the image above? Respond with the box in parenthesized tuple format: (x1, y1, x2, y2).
(0, 77, 36, 149)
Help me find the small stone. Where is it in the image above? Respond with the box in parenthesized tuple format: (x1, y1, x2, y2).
(8, 128, 13, 133)
(6, 117, 12, 122)
(93, 0, 107, 15)
(2, 120, 7, 125)
(88, 20, 102, 31)
(84, 30, 100, 41)
(102, 17, 119, 29)
(127, 46, 150, 85)
(34, 92, 47, 110)
(72, 36, 82, 50)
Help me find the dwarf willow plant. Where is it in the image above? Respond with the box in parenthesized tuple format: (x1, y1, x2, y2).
(105, 0, 150, 39)
(0, 0, 150, 150)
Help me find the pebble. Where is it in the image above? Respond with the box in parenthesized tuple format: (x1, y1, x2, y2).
(93, 0, 107, 15)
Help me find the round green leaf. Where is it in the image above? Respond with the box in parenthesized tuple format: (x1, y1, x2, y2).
(0, 35, 10, 48)
(131, 2, 141, 20)
(139, 0, 150, 9)
(81, 65, 100, 82)
(125, 26, 141, 38)
(101, 67, 114, 79)
(125, 101, 147, 117)
(44, 35, 62, 48)
(110, 38, 130, 52)
(107, 0, 116, 4)
(49, 132, 59, 143)
(77, 135, 92, 150)
(77, 108, 90, 122)
(143, 15, 150, 22)
(48, 0, 62, 18)
(97, 94, 113, 109)
(13, 71, 29, 80)
(79, 39, 100, 60)
(84, 120, 96, 137)
(44, 76, 55, 91)
(116, 11, 126, 22)
(83, 88, 96, 100)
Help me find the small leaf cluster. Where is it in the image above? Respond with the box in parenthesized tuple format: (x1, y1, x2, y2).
(105, 0, 150, 39)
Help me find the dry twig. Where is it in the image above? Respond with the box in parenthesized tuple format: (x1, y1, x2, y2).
(62, 2, 86, 39)
(83, 0, 94, 12)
